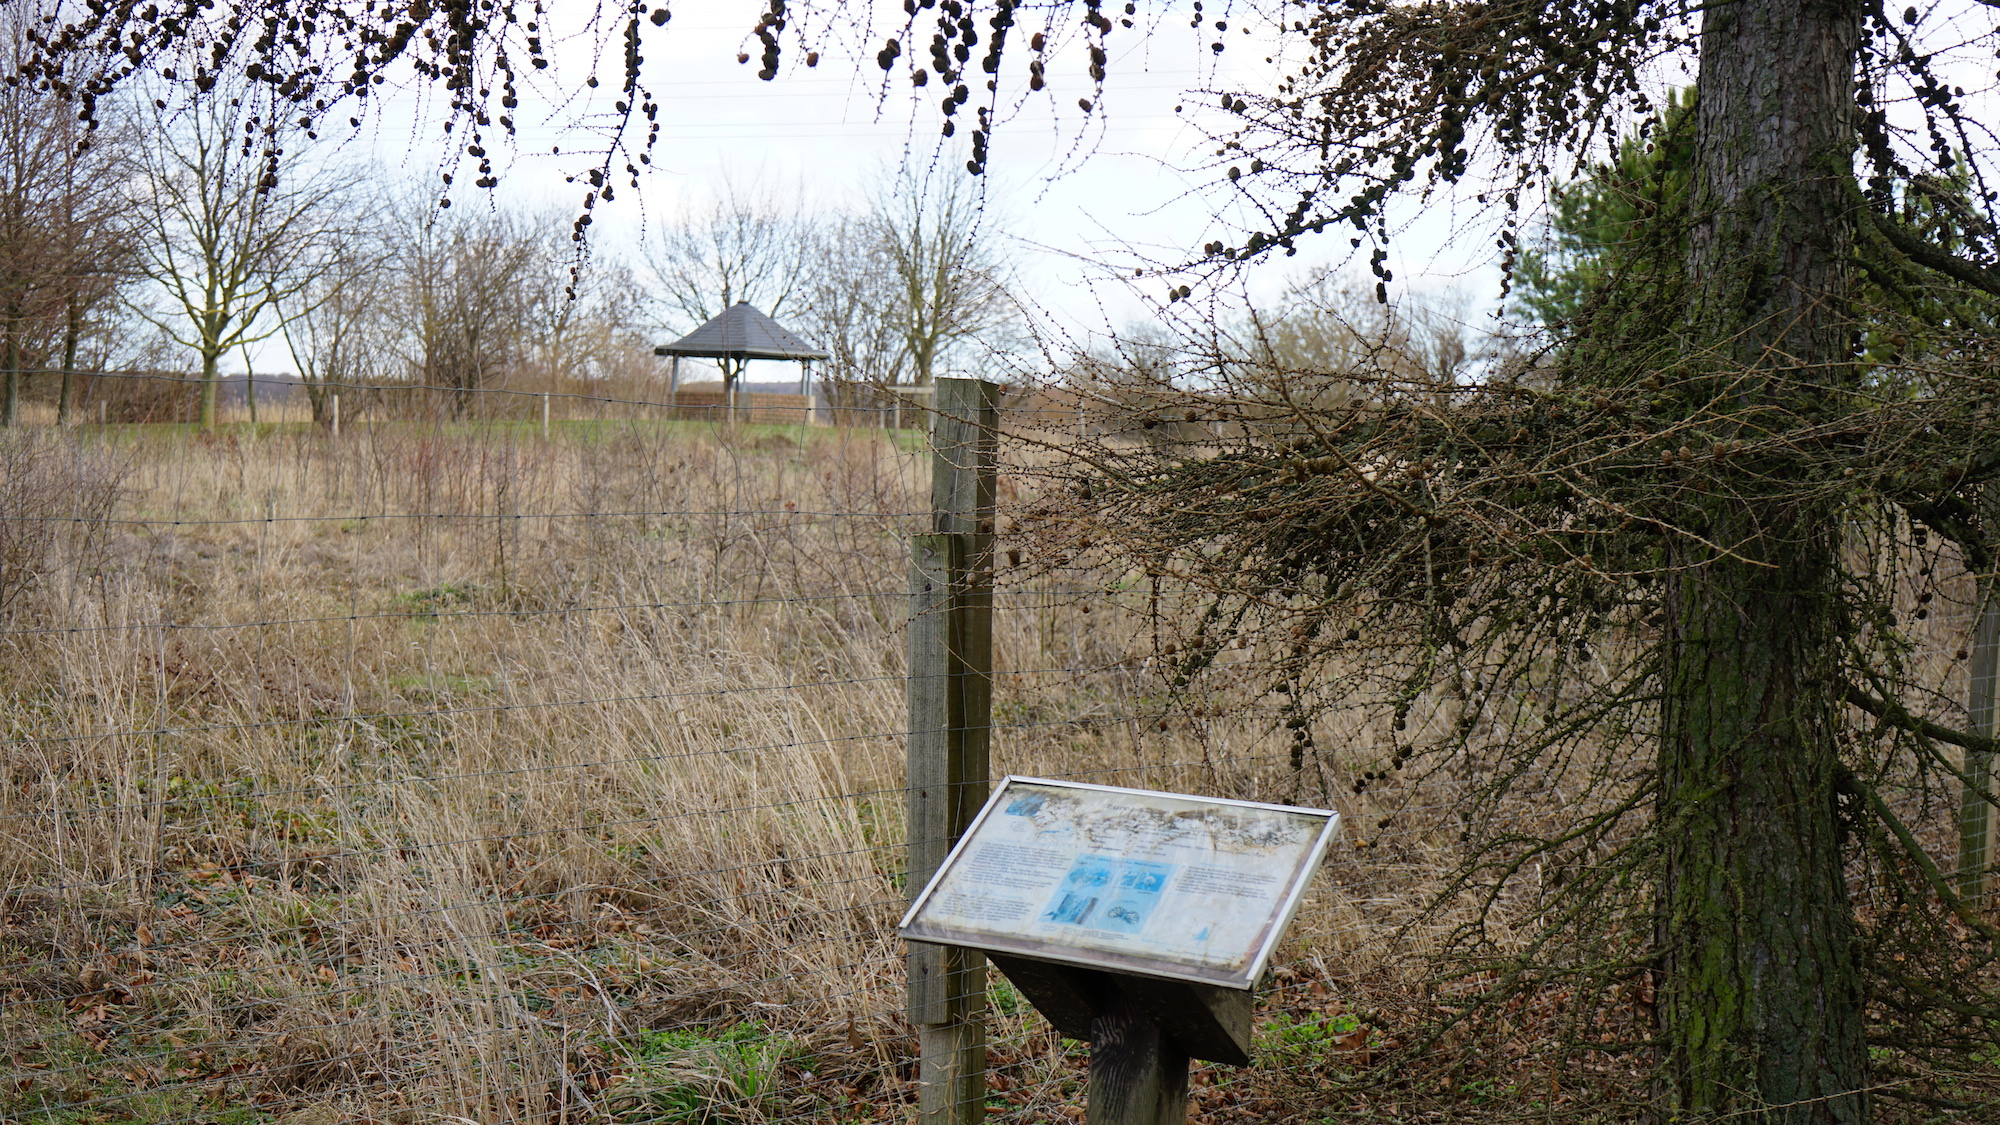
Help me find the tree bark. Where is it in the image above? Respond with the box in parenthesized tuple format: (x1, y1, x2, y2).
(56, 295, 79, 427)
(198, 348, 220, 430)
(2, 322, 18, 428)
(1659, 0, 1868, 1120)
(304, 376, 328, 426)
(241, 342, 258, 426)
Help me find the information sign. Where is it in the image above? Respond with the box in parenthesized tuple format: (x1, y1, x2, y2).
(899, 777, 1340, 990)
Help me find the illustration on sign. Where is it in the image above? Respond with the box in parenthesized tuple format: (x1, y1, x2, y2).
(899, 777, 1340, 989)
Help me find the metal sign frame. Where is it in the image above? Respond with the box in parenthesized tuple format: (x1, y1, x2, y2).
(898, 776, 1341, 990)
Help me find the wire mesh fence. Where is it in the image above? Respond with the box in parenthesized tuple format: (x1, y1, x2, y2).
(0, 374, 1988, 1124)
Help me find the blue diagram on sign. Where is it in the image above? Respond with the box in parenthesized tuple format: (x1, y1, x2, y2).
(1044, 891, 1099, 926)
(1003, 793, 1047, 817)
(1041, 855, 1175, 936)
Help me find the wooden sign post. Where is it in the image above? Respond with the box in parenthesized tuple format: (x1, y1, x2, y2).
(982, 953, 1251, 1124)
(901, 778, 1340, 1125)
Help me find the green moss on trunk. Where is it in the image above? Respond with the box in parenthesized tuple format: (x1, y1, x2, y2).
(1660, 0, 1870, 1118)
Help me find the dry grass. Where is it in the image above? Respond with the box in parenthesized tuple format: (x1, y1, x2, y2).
(0, 415, 1780, 1124)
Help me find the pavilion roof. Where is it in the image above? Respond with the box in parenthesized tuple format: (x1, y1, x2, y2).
(653, 301, 830, 362)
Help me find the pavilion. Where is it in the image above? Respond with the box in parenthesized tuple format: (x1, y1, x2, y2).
(653, 302, 830, 418)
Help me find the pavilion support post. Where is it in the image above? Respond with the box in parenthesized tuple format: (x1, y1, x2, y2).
(668, 356, 680, 417)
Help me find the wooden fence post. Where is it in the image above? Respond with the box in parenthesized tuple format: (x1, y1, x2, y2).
(1961, 539, 1999, 899)
(909, 378, 1001, 1125)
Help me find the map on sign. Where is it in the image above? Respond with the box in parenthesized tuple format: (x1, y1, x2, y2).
(898, 777, 1340, 989)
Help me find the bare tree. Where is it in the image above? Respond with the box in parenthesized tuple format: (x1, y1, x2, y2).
(795, 211, 910, 394)
(788, 167, 1019, 417)
(48, 132, 139, 427)
(387, 199, 539, 419)
(1241, 271, 1480, 395)
(869, 164, 1018, 386)
(519, 209, 649, 390)
(277, 200, 391, 425)
(0, 20, 134, 427)
(132, 86, 357, 429)
(0, 83, 72, 426)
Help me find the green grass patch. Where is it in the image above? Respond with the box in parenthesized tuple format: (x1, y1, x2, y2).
(605, 1021, 807, 1124)
(1257, 1010, 1366, 1068)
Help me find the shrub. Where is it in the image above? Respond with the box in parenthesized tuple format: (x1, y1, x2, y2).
(0, 430, 125, 619)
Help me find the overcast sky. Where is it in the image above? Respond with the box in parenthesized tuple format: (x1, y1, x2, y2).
(297, 0, 1509, 377)
(161, 0, 2000, 376)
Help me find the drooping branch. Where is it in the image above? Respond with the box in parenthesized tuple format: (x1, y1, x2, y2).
(1837, 766, 2000, 943)
(1869, 214, 2000, 300)
(1844, 683, 1997, 757)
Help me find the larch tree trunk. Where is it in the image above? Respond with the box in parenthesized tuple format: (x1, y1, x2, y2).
(1658, 0, 1869, 1120)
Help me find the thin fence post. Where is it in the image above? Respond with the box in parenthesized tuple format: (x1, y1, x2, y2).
(331, 394, 340, 438)
(909, 377, 1001, 1125)
(1961, 494, 1999, 898)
